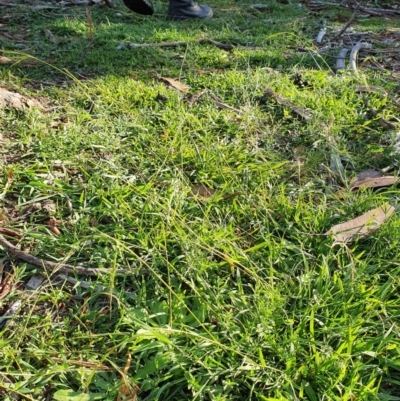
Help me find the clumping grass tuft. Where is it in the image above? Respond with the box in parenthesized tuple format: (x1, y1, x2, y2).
(1, 0, 400, 400)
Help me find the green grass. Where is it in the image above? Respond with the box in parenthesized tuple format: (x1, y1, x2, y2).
(1, 0, 400, 400)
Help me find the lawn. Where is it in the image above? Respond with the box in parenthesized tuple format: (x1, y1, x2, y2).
(1, 0, 400, 400)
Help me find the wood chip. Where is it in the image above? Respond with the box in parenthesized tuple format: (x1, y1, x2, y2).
(25, 275, 44, 290)
(326, 204, 395, 244)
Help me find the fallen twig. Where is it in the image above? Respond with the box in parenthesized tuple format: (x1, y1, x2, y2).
(359, 5, 400, 16)
(117, 39, 262, 51)
(0, 234, 132, 276)
(0, 228, 23, 239)
(0, 1, 18, 5)
(334, 5, 359, 39)
(335, 48, 349, 71)
(209, 93, 243, 113)
(187, 88, 208, 107)
(349, 41, 372, 73)
(263, 88, 313, 121)
(51, 357, 111, 371)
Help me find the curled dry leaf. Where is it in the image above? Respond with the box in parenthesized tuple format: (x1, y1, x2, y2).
(351, 175, 398, 191)
(161, 77, 189, 93)
(326, 203, 395, 244)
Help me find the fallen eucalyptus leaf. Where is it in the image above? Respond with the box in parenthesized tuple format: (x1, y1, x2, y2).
(351, 175, 398, 191)
(161, 77, 189, 93)
(326, 203, 395, 244)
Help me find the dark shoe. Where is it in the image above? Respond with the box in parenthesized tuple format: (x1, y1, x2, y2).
(168, 0, 213, 19)
(122, 0, 154, 15)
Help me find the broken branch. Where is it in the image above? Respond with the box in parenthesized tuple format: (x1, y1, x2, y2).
(334, 5, 359, 39)
(0, 234, 132, 276)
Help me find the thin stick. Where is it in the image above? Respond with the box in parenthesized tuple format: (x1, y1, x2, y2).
(0, 234, 132, 276)
(335, 5, 359, 39)
(50, 357, 111, 371)
(117, 39, 262, 51)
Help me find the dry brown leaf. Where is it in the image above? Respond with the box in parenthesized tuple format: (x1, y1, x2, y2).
(351, 175, 398, 191)
(326, 203, 395, 244)
(161, 77, 189, 93)
(117, 383, 139, 401)
(0, 88, 42, 109)
(191, 184, 217, 199)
